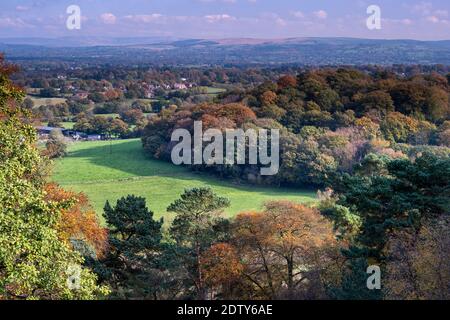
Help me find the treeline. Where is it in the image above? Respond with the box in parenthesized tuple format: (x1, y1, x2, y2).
(143, 68, 450, 187)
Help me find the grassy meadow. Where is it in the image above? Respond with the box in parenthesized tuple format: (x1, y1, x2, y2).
(28, 96, 67, 107)
(52, 139, 317, 223)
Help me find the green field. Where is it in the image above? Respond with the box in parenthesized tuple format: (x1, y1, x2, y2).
(204, 87, 227, 95)
(28, 96, 67, 107)
(44, 121, 75, 129)
(52, 139, 317, 223)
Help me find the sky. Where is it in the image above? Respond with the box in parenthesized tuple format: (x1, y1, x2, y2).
(0, 0, 449, 40)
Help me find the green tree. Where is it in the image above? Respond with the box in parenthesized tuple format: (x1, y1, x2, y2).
(331, 152, 450, 299)
(0, 54, 107, 299)
(102, 195, 164, 299)
(167, 188, 230, 299)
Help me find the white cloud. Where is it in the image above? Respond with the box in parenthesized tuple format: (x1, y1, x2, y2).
(0, 17, 28, 27)
(291, 11, 305, 19)
(411, 2, 433, 15)
(426, 15, 440, 23)
(16, 6, 30, 12)
(204, 14, 235, 23)
(100, 13, 117, 25)
(124, 14, 163, 23)
(313, 10, 328, 19)
(434, 10, 448, 18)
(401, 19, 413, 26)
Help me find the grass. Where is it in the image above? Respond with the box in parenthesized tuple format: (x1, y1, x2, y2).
(206, 87, 226, 94)
(52, 139, 317, 223)
(60, 122, 75, 129)
(44, 122, 75, 129)
(28, 96, 67, 107)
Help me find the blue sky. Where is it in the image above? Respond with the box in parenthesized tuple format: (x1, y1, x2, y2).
(0, 0, 449, 40)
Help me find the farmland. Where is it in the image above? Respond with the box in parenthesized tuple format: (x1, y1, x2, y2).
(27, 95, 67, 107)
(52, 139, 317, 223)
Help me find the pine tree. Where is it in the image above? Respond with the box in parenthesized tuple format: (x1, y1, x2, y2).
(102, 195, 164, 298)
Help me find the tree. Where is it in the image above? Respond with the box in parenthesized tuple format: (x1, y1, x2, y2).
(355, 90, 394, 116)
(22, 97, 34, 110)
(110, 118, 129, 138)
(200, 243, 243, 299)
(39, 87, 59, 98)
(232, 201, 341, 299)
(213, 103, 256, 126)
(260, 90, 278, 105)
(103, 195, 164, 299)
(277, 75, 297, 89)
(381, 112, 419, 143)
(384, 216, 450, 300)
(44, 184, 108, 259)
(167, 188, 230, 299)
(424, 86, 449, 122)
(44, 129, 68, 159)
(88, 92, 105, 103)
(331, 152, 450, 299)
(120, 109, 144, 125)
(0, 54, 107, 299)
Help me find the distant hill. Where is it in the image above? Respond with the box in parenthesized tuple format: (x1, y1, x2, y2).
(1, 37, 450, 66)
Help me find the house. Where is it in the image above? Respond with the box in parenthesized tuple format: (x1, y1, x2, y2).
(87, 134, 104, 141)
(174, 83, 188, 90)
(36, 126, 70, 136)
(74, 91, 89, 99)
(36, 126, 59, 135)
(36, 126, 68, 140)
(64, 130, 86, 141)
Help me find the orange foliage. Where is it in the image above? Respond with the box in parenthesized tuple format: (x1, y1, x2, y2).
(231, 201, 341, 299)
(384, 217, 450, 300)
(201, 114, 236, 130)
(201, 243, 243, 288)
(235, 201, 337, 251)
(213, 103, 256, 126)
(44, 183, 108, 258)
(260, 90, 278, 105)
(104, 88, 123, 101)
(277, 75, 298, 89)
(354, 116, 381, 139)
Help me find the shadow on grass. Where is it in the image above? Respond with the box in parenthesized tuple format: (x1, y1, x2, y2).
(65, 139, 317, 198)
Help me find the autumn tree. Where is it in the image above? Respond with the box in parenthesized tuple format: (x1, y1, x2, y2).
(44, 129, 68, 159)
(380, 112, 419, 143)
(277, 75, 297, 89)
(384, 216, 450, 300)
(232, 201, 341, 299)
(200, 243, 244, 299)
(213, 103, 256, 126)
(110, 118, 129, 138)
(44, 184, 108, 259)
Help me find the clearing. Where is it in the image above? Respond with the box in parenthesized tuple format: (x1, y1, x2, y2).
(52, 139, 317, 222)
